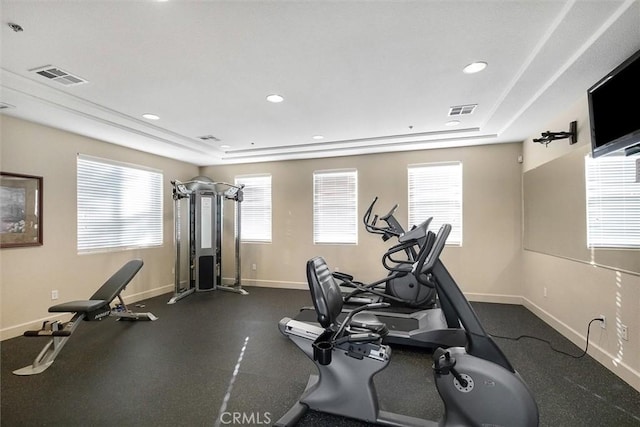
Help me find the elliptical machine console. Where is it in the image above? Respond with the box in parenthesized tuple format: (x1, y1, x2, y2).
(276, 224, 539, 426)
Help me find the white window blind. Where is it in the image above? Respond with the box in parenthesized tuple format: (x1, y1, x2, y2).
(77, 155, 163, 253)
(408, 162, 463, 245)
(313, 169, 358, 244)
(585, 154, 640, 248)
(235, 174, 272, 242)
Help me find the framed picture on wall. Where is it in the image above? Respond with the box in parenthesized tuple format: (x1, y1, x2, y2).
(0, 172, 43, 248)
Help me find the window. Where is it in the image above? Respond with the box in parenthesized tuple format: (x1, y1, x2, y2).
(313, 169, 358, 244)
(408, 162, 463, 245)
(235, 174, 272, 242)
(585, 154, 640, 248)
(77, 155, 163, 253)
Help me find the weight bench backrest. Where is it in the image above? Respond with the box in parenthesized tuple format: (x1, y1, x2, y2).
(48, 259, 144, 316)
(90, 259, 144, 302)
(306, 257, 344, 328)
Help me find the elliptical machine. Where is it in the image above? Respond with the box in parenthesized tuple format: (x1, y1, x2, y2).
(276, 224, 539, 426)
(336, 197, 437, 309)
(295, 221, 465, 349)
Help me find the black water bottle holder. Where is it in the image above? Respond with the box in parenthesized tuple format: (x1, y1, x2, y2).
(312, 331, 334, 365)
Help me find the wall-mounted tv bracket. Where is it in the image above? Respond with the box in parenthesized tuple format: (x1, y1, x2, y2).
(533, 120, 577, 146)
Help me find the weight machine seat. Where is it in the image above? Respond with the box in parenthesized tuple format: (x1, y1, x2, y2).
(49, 300, 109, 313)
(48, 259, 143, 315)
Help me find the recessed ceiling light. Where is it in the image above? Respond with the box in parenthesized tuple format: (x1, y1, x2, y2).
(266, 94, 284, 103)
(313, 135, 324, 140)
(463, 61, 488, 74)
(142, 113, 160, 120)
(220, 144, 231, 149)
(445, 120, 461, 126)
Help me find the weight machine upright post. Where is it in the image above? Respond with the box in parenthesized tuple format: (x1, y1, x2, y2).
(168, 182, 195, 304)
(217, 184, 248, 296)
(174, 195, 181, 292)
(235, 193, 241, 287)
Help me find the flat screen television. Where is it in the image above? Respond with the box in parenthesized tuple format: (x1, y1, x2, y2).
(588, 47, 640, 158)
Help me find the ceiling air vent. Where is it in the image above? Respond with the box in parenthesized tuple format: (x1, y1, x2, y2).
(198, 135, 221, 142)
(448, 104, 477, 116)
(30, 65, 88, 86)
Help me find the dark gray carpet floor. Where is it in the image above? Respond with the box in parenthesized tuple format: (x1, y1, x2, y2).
(2, 287, 639, 426)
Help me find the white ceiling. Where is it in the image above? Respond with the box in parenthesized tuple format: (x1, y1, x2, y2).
(1, 0, 639, 166)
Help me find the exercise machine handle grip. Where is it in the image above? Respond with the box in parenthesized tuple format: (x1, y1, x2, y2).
(433, 348, 468, 387)
(363, 197, 402, 238)
(331, 302, 390, 342)
(334, 332, 381, 345)
(364, 302, 391, 310)
(332, 271, 354, 282)
(415, 224, 451, 277)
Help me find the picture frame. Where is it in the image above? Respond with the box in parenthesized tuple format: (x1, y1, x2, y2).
(1, 172, 43, 248)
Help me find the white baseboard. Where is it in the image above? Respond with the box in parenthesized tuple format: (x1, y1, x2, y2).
(465, 292, 523, 305)
(122, 284, 173, 304)
(223, 277, 308, 290)
(223, 281, 526, 300)
(522, 297, 640, 393)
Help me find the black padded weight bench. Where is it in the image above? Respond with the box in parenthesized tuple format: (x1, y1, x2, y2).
(13, 259, 157, 376)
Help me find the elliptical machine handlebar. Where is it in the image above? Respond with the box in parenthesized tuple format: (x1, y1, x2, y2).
(363, 197, 403, 241)
(381, 217, 432, 271)
(413, 224, 451, 285)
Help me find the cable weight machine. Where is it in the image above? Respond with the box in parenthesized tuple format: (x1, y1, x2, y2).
(168, 176, 248, 305)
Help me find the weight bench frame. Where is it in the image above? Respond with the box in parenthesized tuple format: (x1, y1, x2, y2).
(13, 259, 157, 376)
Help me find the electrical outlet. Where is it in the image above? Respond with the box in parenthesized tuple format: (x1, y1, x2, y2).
(621, 324, 628, 341)
(251, 263, 257, 271)
(599, 315, 606, 329)
(51, 290, 59, 300)
(543, 287, 547, 297)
